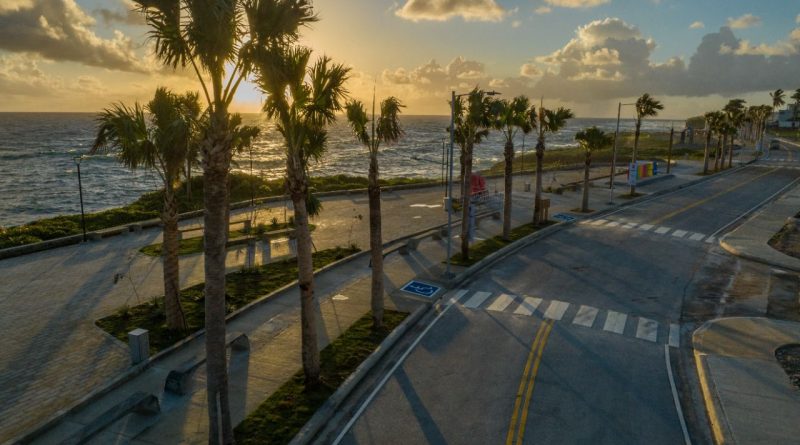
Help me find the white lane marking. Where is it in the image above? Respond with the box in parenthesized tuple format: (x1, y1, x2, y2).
(636, 318, 658, 342)
(639, 224, 654, 231)
(603, 311, 628, 334)
(332, 289, 467, 444)
(463, 291, 492, 309)
(669, 324, 680, 348)
(623, 223, 638, 229)
(486, 293, 516, 312)
(665, 345, 693, 445)
(514, 296, 542, 316)
(704, 236, 717, 244)
(655, 226, 671, 235)
(543, 300, 570, 320)
(605, 221, 621, 228)
(591, 219, 608, 226)
(572, 305, 599, 328)
(672, 230, 688, 238)
(689, 233, 706, 241)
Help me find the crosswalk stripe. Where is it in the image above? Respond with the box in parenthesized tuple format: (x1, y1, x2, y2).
(705, 236, 717, 244)
(635, 318, 658, 342)
(591, 219, 608, 226)
(623, 223, 638, 229)
(672, 230, 688, 238)
(654, 226, 671, 234)
(689, 233, 706, 241)
(543, 300, 570, 320)
(514, 296, 543, 316)
(463, 291, 492, 309)
(669, 323, 680, 348)
(603, 311, 627, 334)
(486, 293, 516, 312)
(452, 289, 470, 303)
(605, 221, 620, 228)
(572, 305, 599, 328)
(639, 224, 654, 231)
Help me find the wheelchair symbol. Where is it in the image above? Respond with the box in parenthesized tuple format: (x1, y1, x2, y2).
(401, 280, 441, 298)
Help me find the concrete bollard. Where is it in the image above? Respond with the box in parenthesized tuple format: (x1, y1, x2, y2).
(245, 239, 256, 269)
(128, 328, 150, 365)
(261, 238, 271, 264)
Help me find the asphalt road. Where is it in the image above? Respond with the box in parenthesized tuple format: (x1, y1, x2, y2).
(330, 158, 800, 444)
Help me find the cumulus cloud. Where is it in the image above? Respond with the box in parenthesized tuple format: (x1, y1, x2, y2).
(94, 0, 144, 26)
(796, 14, 800, 24)
(520, 63, 542, 78)
(534, 6, 552, 14)
(0, 53, 61, 96)
(0, 0, 145, 72)
(689, 21, 704, 29)
(395, 0, 507, 22)
(544, 0, 609, 8)
(727, 14, 761, 29)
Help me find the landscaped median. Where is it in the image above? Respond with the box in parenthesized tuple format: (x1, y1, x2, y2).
(97, 245, 359, 353)
(449, 222, 554, 267)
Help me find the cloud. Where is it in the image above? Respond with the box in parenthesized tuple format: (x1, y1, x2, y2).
(0, 0, 145, 72)
(0, 53, 61, 96)
(512, 20, 522, 28)
(544, 0, 610, 8)
(520, 63, 542, 78)
(796, 14, 800, 24)
(94, 0, 144, 26)
(534, 6, 552, 14)
(395, 0, 507, 22)
(727, 14, 761, 29)
(0, 0, 33, 13)
(689, 21, 704, 29)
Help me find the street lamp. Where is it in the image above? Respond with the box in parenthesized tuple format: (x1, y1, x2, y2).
(74, 156, 87, 242)
(609, 102, 636, 204)
(444, 89, 501, 279)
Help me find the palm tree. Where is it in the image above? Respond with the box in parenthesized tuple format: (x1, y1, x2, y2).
(92, 88, 197, 331)
(533, 104, 574, 225)
(771, 89, 786, 112)
(133, 1, 316, 441)
(451, 89, 493, 260)
(575, 127, 613, 212)
(345, 96, 404, 328)
(703, 111, 724, 174)
(724, 99, 746, 168)
(489, 96, 533, 240)
(255, 46, 349, 385)
(630, 93, 664, 195)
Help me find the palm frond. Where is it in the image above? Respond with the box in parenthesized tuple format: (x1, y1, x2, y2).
(345, 100, 370, 146)
(376, 96, 404, 145)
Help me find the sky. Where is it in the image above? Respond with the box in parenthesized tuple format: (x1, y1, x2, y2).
(0, 0, 799, 118)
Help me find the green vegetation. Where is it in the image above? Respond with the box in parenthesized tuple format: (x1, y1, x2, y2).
(233, 310, 408, 445)
(0, 172, 433, 250)
(769, 128, 800, 141)
(96, 245, 360, 353)
(485, 131, 702, 177)
(449, 222, 551, 267)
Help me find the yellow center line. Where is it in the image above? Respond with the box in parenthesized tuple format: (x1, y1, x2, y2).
(505, 321, 548, 445)
(515, 320, 554, 445)
(651, 168, 778, 225)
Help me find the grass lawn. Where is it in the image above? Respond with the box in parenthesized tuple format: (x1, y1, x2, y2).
(96, 245, 360, 354)
(233, 310, 408, 445)
(449, 222, 552, 267)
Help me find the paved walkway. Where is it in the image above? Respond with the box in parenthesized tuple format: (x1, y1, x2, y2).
(694, 317, 800, 445)
(1, 161, 710, 443)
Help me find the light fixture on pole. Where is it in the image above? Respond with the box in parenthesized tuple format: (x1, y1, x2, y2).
(609, 102, 636, 205)
(74, 155, 87, 242)
(444, 89, 501, 279)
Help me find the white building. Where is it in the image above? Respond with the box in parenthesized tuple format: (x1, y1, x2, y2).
(772, 106, 798, 128)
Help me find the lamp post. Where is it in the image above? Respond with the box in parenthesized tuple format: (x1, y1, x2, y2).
(609, 102, 636, 204)
(74, 156, 87, 242)
(445, 89, 500, 279)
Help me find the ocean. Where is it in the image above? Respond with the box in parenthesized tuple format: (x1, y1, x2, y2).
(0, 113, 678, 227)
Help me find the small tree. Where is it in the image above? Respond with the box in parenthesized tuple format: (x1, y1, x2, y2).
(630, 93, 664, 195)
(532, 105, 573, 225)
(575, 127, 613, 212)
(345, 96, 404, 328)
(702, 111, 724, 174)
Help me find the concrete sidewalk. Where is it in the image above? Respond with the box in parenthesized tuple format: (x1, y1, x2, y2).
(4, 160, 711, 443)
(694, 317, 800, 445)
(720, 180, 800, 272)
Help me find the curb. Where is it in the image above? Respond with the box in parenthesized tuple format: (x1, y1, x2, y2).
(692, 321, 734, 445)
(719, 238, 800, 273)
(288, 304, 430, 445)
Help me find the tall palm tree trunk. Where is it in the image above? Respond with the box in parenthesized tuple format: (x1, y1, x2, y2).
(629, 122, 641, 195)
(203, 116, 234, 445)
(533, 139, 545, 225)
(460, 140, 474, 259)
(581, 150, 591, 212)
(162, 182, 186, 331)
(703, 132, 711, 175)
(502, 139, 514, 240)
(715, 137, 722, 171)
(288, 160, 321, 386)
(368, 149, 384, 328)
(721, 134, 728, 169)
(728, 135, 735, 168)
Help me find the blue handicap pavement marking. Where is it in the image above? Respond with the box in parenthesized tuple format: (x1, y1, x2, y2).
(401, 280, 441, 298)
(553, 213, 577, 223)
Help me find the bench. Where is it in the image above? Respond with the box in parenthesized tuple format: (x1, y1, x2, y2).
(59, 392, 160, 445)
(165, 332, 250, 395)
